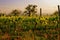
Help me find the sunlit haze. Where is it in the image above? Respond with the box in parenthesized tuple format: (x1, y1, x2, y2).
(0, 0, 60, 14)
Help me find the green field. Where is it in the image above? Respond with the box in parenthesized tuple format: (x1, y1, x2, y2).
(0, 15, 59, 40)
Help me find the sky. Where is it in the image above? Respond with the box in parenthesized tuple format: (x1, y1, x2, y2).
(0, 0, 60, 14)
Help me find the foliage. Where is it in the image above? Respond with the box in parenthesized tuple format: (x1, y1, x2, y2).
(0, 15, 59, 40)
(0, 4, 59, 39)
(24, 5, 37, 16)
(9, 9, 21, 16)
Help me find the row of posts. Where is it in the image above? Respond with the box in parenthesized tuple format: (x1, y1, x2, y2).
(40, 5, 60, 18)
(40, 5, 60, 27)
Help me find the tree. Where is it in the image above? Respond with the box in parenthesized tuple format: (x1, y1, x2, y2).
(0, 13, 5, 16)
(53, 11, 58, 16)
(24, 5, 37, 16)
(10, 9, 21, 16)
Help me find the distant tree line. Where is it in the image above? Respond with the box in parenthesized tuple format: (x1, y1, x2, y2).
(0, 4, 59, 17)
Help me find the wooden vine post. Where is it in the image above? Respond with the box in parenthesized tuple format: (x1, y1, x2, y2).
(58, 5, 60, 20)
(58, 5, 60, 40)
(58, 5, 60, 27)
(39, 8, 42, 19)
(40, 8, 42, 17)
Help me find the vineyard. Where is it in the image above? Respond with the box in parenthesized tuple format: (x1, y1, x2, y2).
(0, 15, 59, 40)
